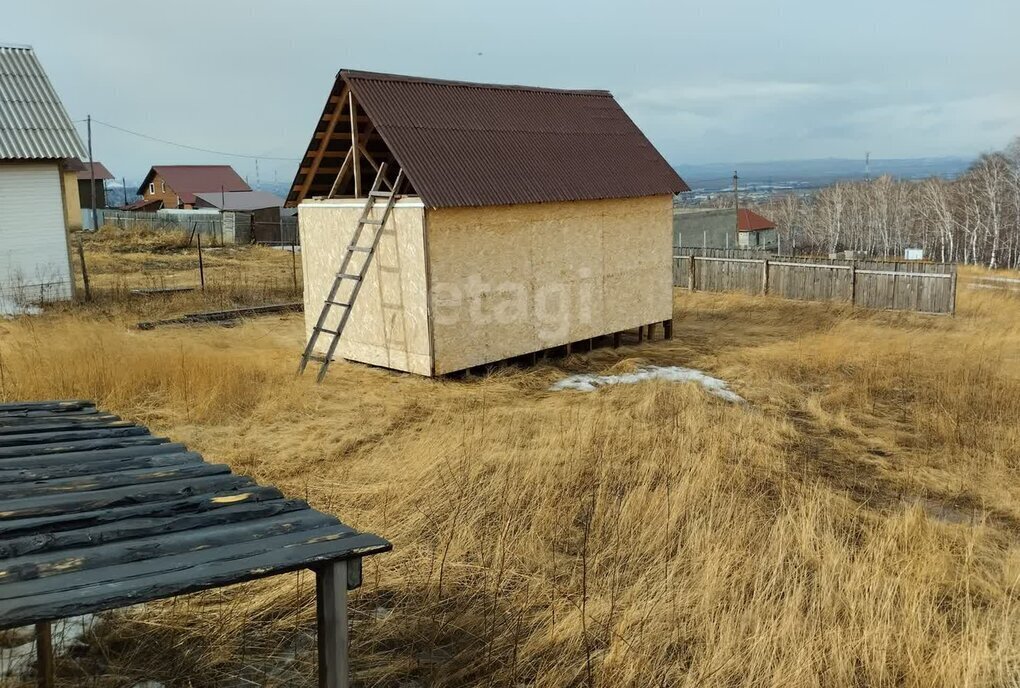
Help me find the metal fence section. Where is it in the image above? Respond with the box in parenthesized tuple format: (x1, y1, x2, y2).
(673, 248, 957, 314)
(252, 216, 299, 245)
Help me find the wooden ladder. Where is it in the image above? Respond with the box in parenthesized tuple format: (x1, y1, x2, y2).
(298, 162, 404, 382)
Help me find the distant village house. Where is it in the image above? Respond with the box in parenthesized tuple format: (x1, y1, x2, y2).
(674, 207, 778, 250)
(132, 165, 250, 210)
(75, 161, 114, 209)
(737, 209, 777, 249)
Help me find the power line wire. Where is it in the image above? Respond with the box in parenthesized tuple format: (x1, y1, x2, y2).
(79, 118, 301, 161)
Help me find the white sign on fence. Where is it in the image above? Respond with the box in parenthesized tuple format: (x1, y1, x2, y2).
(904, 248, 924, 260)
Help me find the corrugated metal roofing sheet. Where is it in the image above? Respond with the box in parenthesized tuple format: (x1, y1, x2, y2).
(291, 70, 688, 208)
(0, 45, 85, 160)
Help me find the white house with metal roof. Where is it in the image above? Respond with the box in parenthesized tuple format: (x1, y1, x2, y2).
(0, 44, 86, 313)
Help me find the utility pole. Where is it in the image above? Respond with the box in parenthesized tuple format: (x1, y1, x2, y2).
(865, 152, 871, 181)
(122, 177, 128, 206)
(86, 115, 99, 231)
(733, 170, 740, 235)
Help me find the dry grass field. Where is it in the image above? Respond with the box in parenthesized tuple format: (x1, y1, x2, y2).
(1, 234, 1019, 687)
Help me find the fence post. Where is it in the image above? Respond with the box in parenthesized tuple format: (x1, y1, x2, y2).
(688, 254, 696, 291)
(197, 233, 206, 291)
(950, 265, 958, 315)
(850, 261, 857, 306)
(761, 257, 769, 296)
(76, 234, 92, 301)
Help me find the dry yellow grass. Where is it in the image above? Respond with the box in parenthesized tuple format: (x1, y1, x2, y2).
(69, 225, 303, 309)
(1, 240, 1019, 686)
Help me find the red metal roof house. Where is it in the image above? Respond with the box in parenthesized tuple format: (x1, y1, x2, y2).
(736, 209, 778, 249)
(136, 165, 250, 210)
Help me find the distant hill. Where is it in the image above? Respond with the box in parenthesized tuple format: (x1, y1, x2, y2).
(676, 156, 974, 194)
(249, 180, 293, 197)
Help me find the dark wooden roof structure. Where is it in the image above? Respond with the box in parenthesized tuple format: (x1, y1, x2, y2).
(287, 69, 690, 208)
(0, 400, 390, 631)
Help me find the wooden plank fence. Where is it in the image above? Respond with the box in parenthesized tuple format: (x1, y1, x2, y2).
(673, 248, 957, 314)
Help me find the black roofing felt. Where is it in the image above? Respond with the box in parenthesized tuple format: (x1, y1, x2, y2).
(0, 400, 390, 629)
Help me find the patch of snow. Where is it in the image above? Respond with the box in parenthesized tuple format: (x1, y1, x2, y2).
(550, 365, 744, 403)
(0, 615, 97, 678)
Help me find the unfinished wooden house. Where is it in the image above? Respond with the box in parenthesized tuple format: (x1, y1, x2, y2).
(288, 70, 689, 378)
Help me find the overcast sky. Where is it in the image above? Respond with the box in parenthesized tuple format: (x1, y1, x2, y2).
(5, 0, 1019, 186)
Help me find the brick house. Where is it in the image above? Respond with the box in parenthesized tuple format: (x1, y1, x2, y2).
(135, 165, 250, 209)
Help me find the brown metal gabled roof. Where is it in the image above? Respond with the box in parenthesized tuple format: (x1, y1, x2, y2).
(288, 70, 688, 208)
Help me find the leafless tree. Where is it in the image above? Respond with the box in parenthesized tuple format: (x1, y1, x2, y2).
(741, 138, 1020, 268)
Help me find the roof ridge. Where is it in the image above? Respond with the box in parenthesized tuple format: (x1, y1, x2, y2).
(340, 69, 612, 97)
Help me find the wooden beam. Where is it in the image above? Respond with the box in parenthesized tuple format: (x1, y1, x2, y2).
(0, 452, 199, 483)
(317, 560, 350, 688)
(0, 510, 341, 583)
(0, 486, 284, 545)
(318, 114, 371, 125)
(2, 532, 387, 628)
(355, 142, 396, 192)
(647, 322, 656, 341)
(327, 149, 354, 199)
(0, 443, 187, 470)
(0, 435, 168, 460)
(296, 85, 350, 204)
(36, 621, 54, 688)
(349, 92, 361, 198)
(663, 319, 674, 340)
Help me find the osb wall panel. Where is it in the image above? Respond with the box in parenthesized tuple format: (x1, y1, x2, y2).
(426, 195, 673, 374)
(299, 201, 431, 375)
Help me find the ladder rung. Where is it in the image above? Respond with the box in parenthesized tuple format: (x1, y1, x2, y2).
(361, 218, 384, 225)
(326, 300, 352, 308)
(314, 327, 340, 336)
(348, 246, 372, 253)
(337, 272, 362, 281)
(369, 191, 392, 198)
